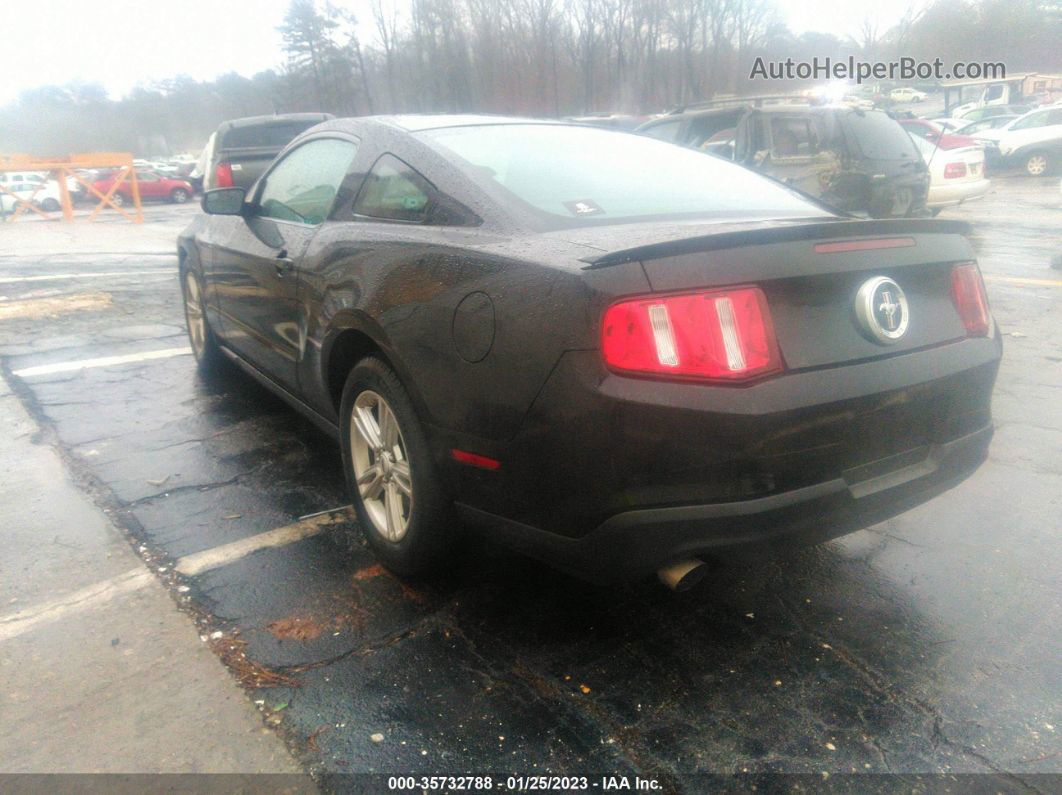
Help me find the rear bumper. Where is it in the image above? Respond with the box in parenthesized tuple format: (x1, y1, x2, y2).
(445, 333, 1001, 582)
(456, 423, 992, 582)
(928, 178, 990, 208)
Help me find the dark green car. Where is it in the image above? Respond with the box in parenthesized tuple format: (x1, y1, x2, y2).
(638, 103, 931, 218)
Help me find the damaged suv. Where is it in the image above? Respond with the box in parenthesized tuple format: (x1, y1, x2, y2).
(638, 103, 931, 218)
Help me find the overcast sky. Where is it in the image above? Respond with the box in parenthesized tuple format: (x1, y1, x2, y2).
(4, 0, 920, 106)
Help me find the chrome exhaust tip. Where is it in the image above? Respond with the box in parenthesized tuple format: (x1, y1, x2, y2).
(657, 558, 709, 592)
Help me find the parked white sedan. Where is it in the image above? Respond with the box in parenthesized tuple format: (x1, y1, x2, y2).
(890, 87, 927, 103)
(907, 132, 990, 213)
(4, 180, 64, 212)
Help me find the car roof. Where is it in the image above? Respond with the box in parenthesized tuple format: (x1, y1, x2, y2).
(652, 103, 873, 122)
(216, 113, 335, 132)
(348, 114, 562, 132)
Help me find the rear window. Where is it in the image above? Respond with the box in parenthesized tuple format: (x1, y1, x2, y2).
(841, 111, 921, 161)
(419, 124, 828, 229)
(221, 121, 320, 150)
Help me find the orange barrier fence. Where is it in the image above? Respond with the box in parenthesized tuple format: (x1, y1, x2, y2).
(0, 153, 143, 223)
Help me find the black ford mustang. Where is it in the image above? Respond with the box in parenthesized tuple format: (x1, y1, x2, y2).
(178, 115, 1001, 586)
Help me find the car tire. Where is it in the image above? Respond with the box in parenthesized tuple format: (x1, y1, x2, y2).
(339, 357, 454, 577)
(180, 268, 223, 372)
(171, 188, 189, 204)
(41, 198, 60, 212)
(1024, 151, 1051, 177)
(111, 192, 126, 208)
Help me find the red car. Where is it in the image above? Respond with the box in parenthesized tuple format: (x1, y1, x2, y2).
(92, 170, 194, 206)
(898, 119, 979, 150)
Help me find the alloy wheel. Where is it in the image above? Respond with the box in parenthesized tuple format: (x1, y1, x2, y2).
(349, 390, 413, 541)
(1026, 155, 1048, 176)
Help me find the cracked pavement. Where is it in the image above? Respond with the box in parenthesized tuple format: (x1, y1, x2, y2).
(0, 179, 1059, 790)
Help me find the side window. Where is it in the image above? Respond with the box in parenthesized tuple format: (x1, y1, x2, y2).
(642, 120, 682, 143)
(137, 172, 159, 182)
(257, 138, 358, 225)
(770, 117, 820, 158)
(690, 115, 739, 149)
(985, 85, 1004, 102)
(353, 154, 434, 223)
(1012, 112, 1048, 131)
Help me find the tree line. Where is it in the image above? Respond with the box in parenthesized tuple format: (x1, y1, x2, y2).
(2, 0, 1060, 157)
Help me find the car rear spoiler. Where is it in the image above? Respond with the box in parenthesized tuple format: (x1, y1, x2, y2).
(579, 218, 973, 269)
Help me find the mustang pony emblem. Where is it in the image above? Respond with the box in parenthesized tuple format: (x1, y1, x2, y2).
(878, 290, 900, 331)
(855, 276, 909, 344)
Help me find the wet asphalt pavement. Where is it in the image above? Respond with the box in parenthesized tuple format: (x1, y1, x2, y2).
(1, 178, 1059, 791)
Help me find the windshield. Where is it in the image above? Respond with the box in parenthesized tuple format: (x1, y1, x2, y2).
(841, 111, 921, 161)
(419, 124, 830, 229)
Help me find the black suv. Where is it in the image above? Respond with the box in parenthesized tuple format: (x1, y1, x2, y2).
(638, 103, 930, 218)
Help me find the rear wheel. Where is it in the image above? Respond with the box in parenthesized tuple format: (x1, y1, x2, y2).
(170, 188, 189, 204)
(181, 268, 222, 372)
(40, 198, 60, 212)
(1024, 151, 1051, 177)
(340, 357, 453, 576)
(111, 191, 126, 208)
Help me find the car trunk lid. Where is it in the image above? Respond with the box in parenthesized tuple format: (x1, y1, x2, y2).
(577, 217, 975, 372)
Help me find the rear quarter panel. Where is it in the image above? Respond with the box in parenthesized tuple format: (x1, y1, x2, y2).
(296, 223, 650, 441)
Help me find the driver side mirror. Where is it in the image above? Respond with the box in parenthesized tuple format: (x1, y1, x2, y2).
(201, 187, 246, 216)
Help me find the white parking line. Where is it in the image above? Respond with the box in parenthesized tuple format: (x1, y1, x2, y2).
(175, 513, 348, 576)
(0, 270, 175, 284)
(12, 347, 192, 378)
(0, 511, 348, 643)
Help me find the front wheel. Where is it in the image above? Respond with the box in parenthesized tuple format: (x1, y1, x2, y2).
(111, 191, 126, 208)
(1024, 151, 1051, 177)
(340, 357, 453, 576)
(40, 198, 60, 212)
(171, 188, 189, 204)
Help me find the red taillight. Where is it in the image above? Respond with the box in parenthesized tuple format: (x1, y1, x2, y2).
(215, 161, 234, 188)
(602, 287, 782, 382)
(950, 263, 990, 336)
(943, 162, 967, 179)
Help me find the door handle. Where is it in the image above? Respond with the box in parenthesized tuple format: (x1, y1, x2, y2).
(275, 256, 294, 277)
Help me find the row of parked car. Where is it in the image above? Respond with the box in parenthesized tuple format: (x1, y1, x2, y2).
(0, 164, 198, 215)
(2, 115, 337, 217)
(898, 102, 1062, 177)
(8, 92, 1054, 221)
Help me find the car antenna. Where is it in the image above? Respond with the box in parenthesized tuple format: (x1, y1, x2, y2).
(927, 117, 945, 172)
